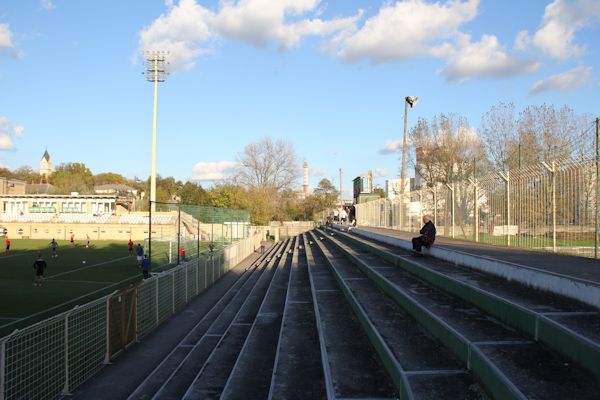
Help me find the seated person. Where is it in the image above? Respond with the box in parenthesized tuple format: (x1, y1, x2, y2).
(412, 215, 436, 254)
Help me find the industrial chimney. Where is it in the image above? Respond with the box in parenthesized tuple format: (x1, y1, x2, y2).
(303, 161, 309, 197)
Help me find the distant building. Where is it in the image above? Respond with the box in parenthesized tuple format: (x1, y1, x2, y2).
(385, 178, 412, 199)
(1, 194, 116, 215)
(26, 183, 55, 194)
(39, 149, 54, 178)
(94, 184, 138, 197)
(0, 177, 26, 195)
(353, 171, 376, 204)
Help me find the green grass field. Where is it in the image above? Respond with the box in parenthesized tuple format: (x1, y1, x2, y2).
(0, 239, 176, 337)
(0, 238, 227, 337)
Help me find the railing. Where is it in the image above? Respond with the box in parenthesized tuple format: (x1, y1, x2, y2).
(0, 231, 264, 400)
(355, 158, 599, 258)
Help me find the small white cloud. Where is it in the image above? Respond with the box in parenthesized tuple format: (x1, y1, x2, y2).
(40, 0, 55, 10)
(308, 166, 325, 177)
(191, 160, 239, 181)
(514, 30, 531, 51)
(374, 168, 387, 178)
(0, 23, 14, 49)
(0, 133, 14, 150)
(441, 34, 539, 81)
(379, 139, 402, 155)
(532, 0, 600, 60)
(530, 66, 593, 94)
(0, 117, 24, 150)
(333, 0, 479, 63)
(13, 125, 25, 137)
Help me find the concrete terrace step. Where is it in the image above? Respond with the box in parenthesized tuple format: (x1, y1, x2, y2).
(317, 228, 600, 399)
(327, 227, 600, 382)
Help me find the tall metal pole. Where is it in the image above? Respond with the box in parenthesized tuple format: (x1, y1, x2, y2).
(506, 171, 511, 247)
(339, 168, 343, 208)
(552, 161, 556, 253)
(594, 118, 600, 258)
(401, 100, 409, 195)
(148, 199, 152, 266)
(150, 59, 158, 213)
(145, 51, 168, 213)
(177, 203, 181, 265)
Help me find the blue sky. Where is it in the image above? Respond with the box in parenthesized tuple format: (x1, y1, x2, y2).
(0, 0, 599, 199)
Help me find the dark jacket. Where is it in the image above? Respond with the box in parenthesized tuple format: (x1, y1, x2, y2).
(419, 221, 436, 246)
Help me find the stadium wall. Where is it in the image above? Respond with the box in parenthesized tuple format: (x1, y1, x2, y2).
(0, 222, 176, 241)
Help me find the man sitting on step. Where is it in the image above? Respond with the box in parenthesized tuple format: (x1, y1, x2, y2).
(412, 215, 436, 255)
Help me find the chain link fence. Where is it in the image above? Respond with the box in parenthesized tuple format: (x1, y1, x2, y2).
(355, 157, 599, 258)
(0, 223, 263, 400)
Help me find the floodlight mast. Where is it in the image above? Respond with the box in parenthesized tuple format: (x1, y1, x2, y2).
(144, 50, 168, 213)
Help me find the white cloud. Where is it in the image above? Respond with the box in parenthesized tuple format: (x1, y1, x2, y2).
(213, 0, 360, 49)
(532, 0, 600, 60)
(308, 166, 325, 177)
(514, 30, 531, 51)
(40, 0, 55, 10)
(530, 66, 593, 94)
(0, 23, 14, 49)
(333, 0, 479, 62)
(379, 139, 402, 155)
(441, 34, 539, 81)
(138, 0, 215, 72)
(374, 168, 387, 178)
(0, 117, 24, 150)
(0, 134, 14, 150)
(191, 160, 239, 180)
(137, 0, 360, 72)
(14, 125, 25, 137)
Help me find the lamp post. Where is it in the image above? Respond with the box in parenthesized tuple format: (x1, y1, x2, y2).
(400, 96, 418, 195)
(144, 51, 168, 212)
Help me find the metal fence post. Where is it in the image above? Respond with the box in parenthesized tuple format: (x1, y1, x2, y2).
(172, 272, 175, 314)
(104, 295, 111, 364)
(433, 187, 437, 227)
(445, 183, 455, 238)
(499, 171, 510, 246)
(155, 278, 159, 325)
(470, 177, 478, 242)
(594, 118, 600, 258)
(1, 338, 5, 400)
(543, 161, 557, 253)
(62, 309, 73, 395)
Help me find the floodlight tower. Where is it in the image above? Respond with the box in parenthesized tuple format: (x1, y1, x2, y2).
(144, 51, 168, 212)
(401, 95, 418, 195)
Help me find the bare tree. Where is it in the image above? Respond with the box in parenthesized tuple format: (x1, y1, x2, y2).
(480, 102, 519, 171)
(411, 113, 484, 186)
(236, 137, 299, 192)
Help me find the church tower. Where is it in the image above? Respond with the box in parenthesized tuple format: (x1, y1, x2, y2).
(39, 149, 53, 179)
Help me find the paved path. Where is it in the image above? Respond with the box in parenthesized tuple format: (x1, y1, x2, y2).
(355, 226, 600, 284)
(66, 251, 263, 400)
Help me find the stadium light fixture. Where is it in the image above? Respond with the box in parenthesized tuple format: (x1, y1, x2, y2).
(401, 95, 418, 196)
(143, 50, 169, 213)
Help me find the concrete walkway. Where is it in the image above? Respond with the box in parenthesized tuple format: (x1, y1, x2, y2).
(355, 226, 600, 285)
(65, 251, 264, 400)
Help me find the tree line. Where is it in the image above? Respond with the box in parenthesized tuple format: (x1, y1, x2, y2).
(409, 102, 594, 187)
(0, 137, 340, 225)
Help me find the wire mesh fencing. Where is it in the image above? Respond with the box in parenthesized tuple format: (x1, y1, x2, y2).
(145, 202, 251, 269)
(355, 157, 599, 258)
(0, 230, 264, 400)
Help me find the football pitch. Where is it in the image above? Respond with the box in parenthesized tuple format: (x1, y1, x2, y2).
(0, 239, 175, 337)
